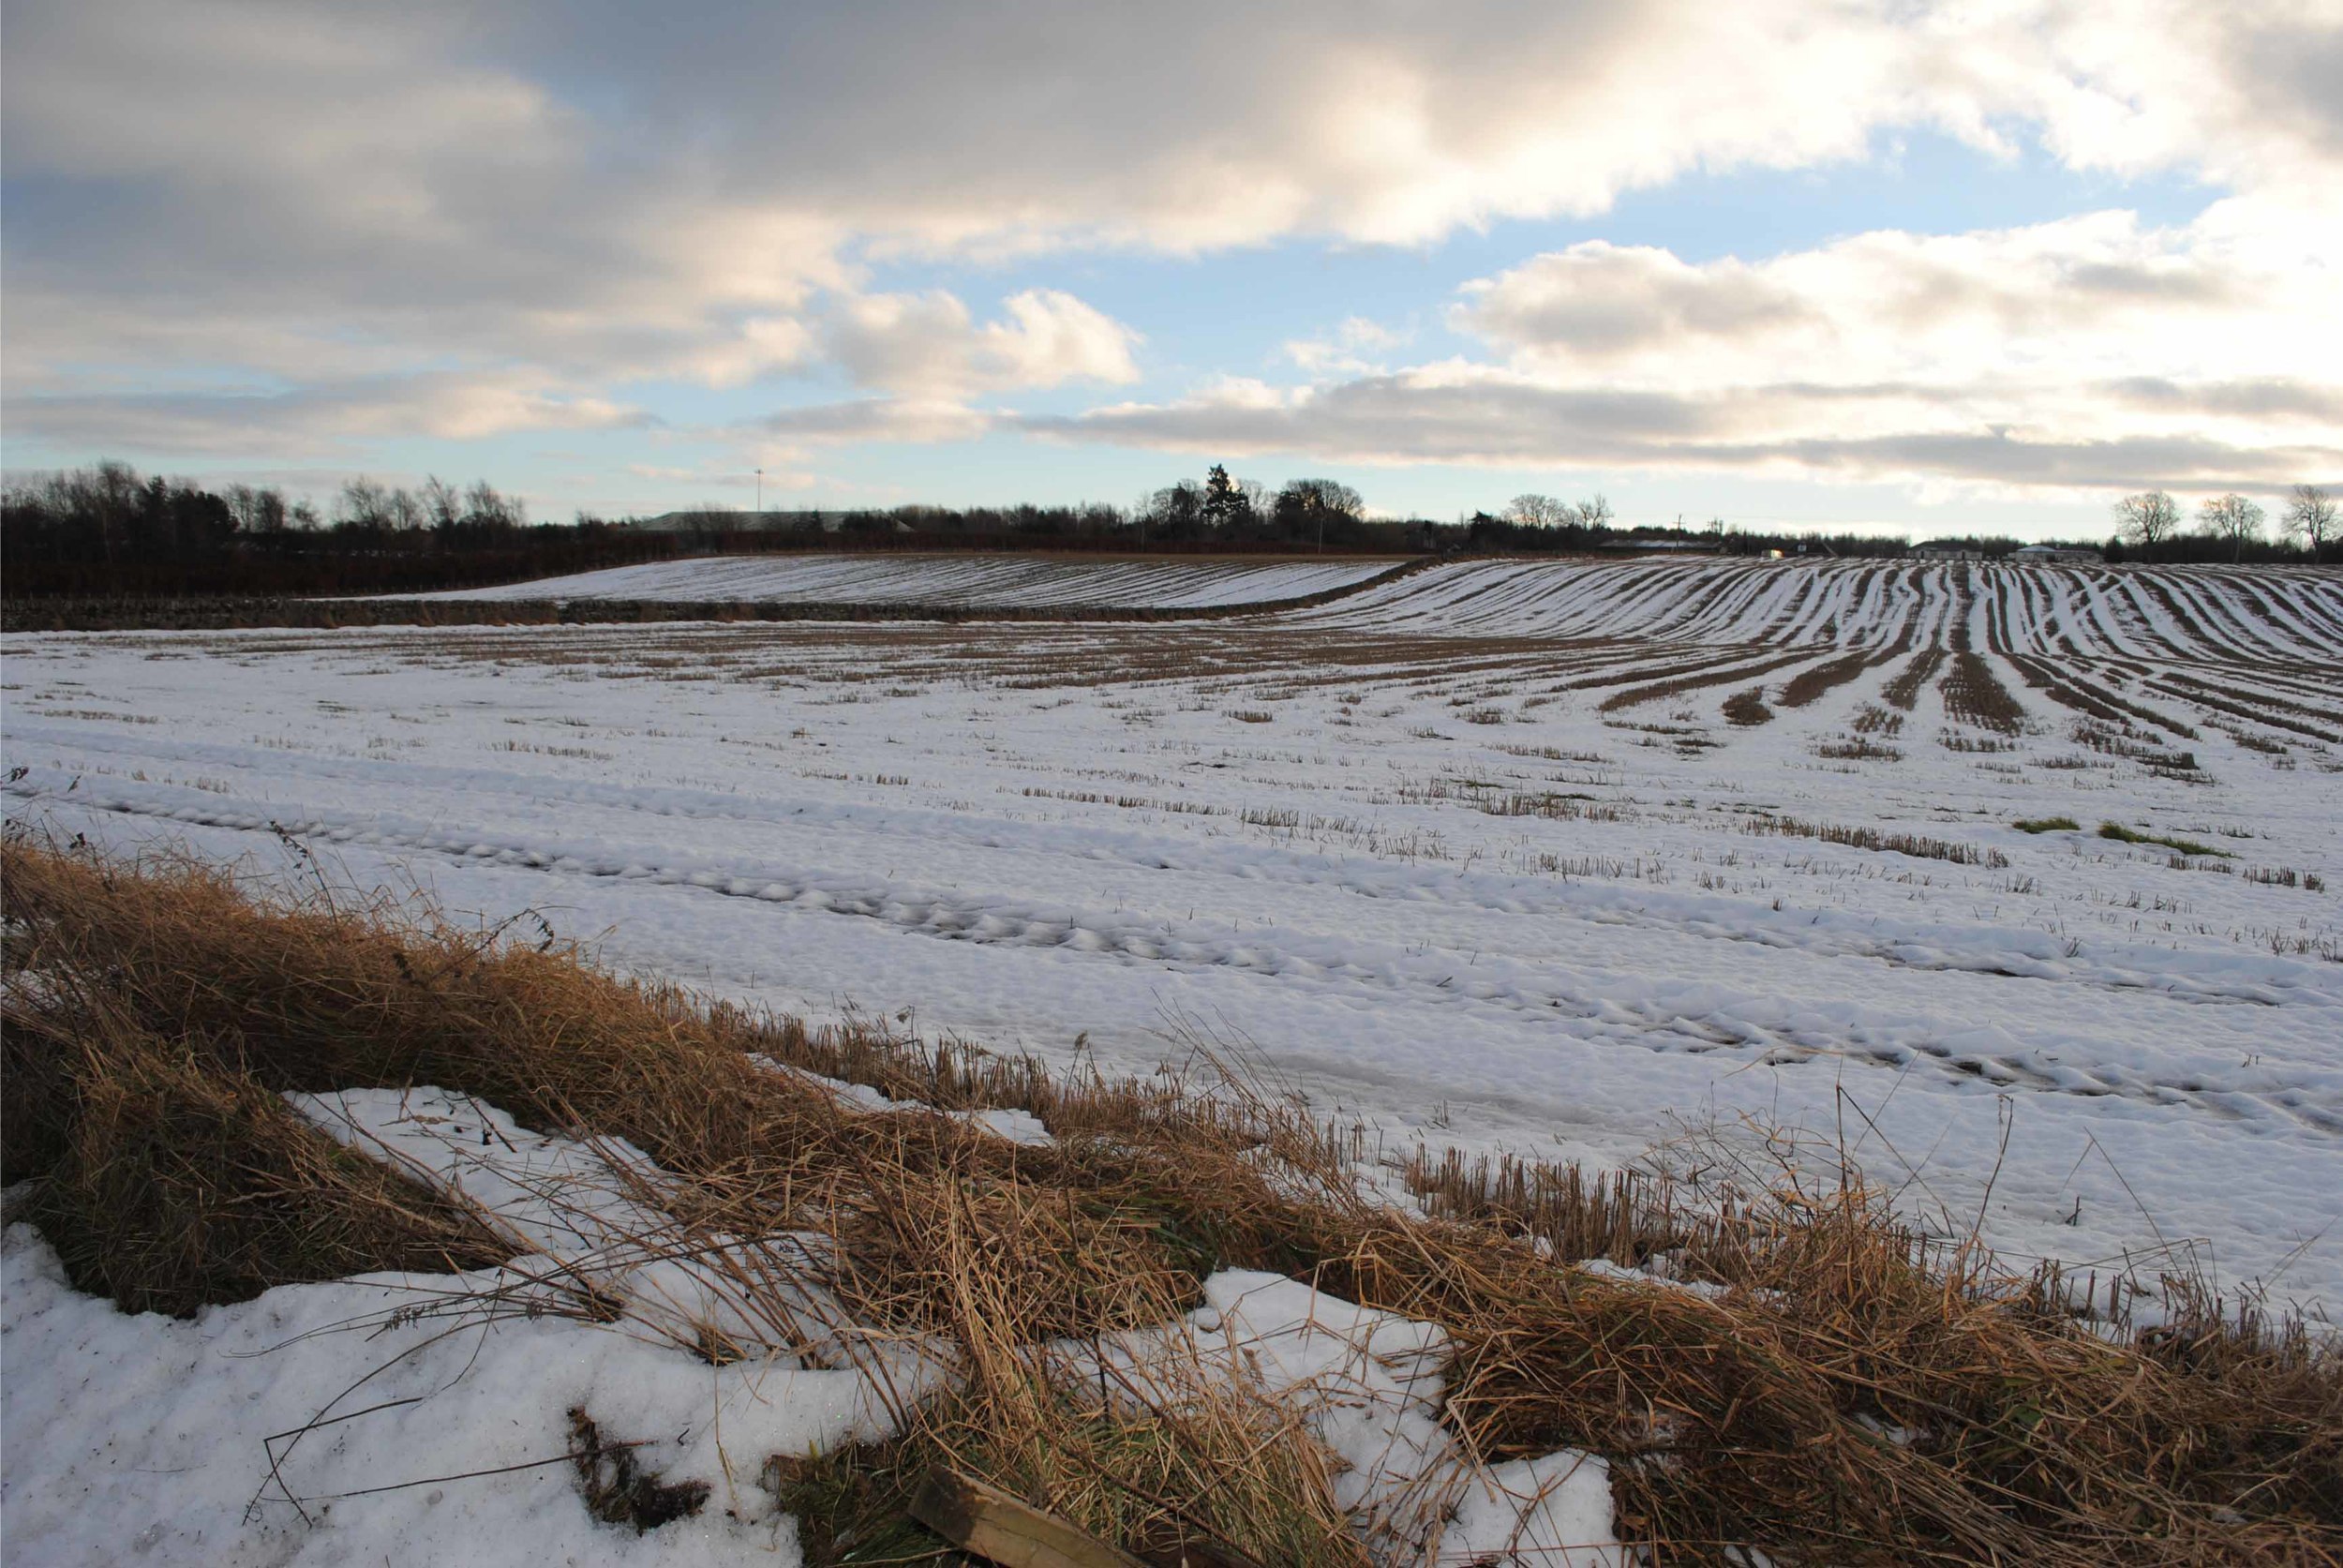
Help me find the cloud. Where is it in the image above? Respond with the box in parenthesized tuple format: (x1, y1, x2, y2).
(758, 397, 992, 446)
(7, 0, 2340, 484)
(1029, 190, 2343, 496)
(1285, 317, 1411, 374)
(824, 289, 1140, 397)
(1024, 370, 2342, 493)
(3, 374, 652, 456)
(1452, 207, 2321, 388)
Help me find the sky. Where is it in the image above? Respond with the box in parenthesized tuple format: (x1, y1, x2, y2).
(4, 0, 2340, 538)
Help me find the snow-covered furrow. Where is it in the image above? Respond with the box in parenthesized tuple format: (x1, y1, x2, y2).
(14, 737, 2331, 1015)
(18, 763, 2342, 1135)
(409, 553, 1398, 606)
(1296, 560, 2343, 663)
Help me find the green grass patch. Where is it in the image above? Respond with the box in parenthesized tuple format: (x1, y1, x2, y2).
(2097, 822, 2232, 858)
(2012, 816, 2080, 833)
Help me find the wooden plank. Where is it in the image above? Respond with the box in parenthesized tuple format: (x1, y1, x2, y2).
(908, 1469, 1153, 1568)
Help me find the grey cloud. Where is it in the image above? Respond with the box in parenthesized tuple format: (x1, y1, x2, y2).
(1749, 430, 2338, 490)
(1026, 376, 2341, 491)
(758, 398, 992, 444)
(1025, 377, 1726, 463)
(2104, 377, 2343, 423)
(4, 376, 655, 456)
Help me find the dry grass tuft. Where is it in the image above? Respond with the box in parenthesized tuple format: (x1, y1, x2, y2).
(1741, 814, 2010, 868)
(1, 978, 503, 1315)
(1401, 1144, 2343, 1565)
(1722, 687, 1773, 726)
(1777, 650, 1878, 709)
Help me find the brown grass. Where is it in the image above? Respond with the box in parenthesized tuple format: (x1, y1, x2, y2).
(1938, 651, 2028, 735)
(1596, 648, 1820, 712)
(1880, 647, 1947, 711)
(1723, 687, 1773, 726)
(4, 834, 2338, 1565)
(1777, 650, 1878, 709)
(1742, 814, 2009, 867)
(1, 978, 503, 1316)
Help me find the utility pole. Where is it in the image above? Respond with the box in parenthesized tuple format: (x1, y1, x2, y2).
(755, 467, 763, 520)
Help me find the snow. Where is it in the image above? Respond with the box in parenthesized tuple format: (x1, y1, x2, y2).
(750, 1059, 1055, 1144)
(1442, 1451, 1620, 1567)
(408, 552, 1399, 607)
(0, 1214, 888, 1567)
(288, 1087, 882, 1365)
(1089, 1268, 1621, 1563)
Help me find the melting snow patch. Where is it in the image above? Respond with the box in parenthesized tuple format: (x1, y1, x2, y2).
(1442, 1449, 1623, 1566)
(746, 1056, 1054, 1144)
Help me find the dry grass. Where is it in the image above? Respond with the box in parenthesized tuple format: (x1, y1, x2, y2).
(1939, 651, 2029, 735)
(1, 972, 504, 1315)
(1879, 647, 1947, 711)
(1742, 814, 2010, 868)
(4, 833, 2338, 1565)
(1596, 648, 1818, 713)
(1403, 1146, 2343, 1565)
(1723, 687, 1773, 726)
(1777, 650, 1878, 709)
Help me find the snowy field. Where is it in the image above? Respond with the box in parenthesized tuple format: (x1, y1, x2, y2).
(7, 554, 2342, 1308)
(411, 550, 1401, 605)
(8, 553, 2343, 1563)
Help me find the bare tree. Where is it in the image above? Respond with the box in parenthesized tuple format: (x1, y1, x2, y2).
(2197, 493, 2265, 560)
(1145, 480, 1206, 530)
(1574, 493, 1616, 528)
(1274, 478, 1363, 553)
(421, 475, 462, 530)
(1276, 477, 1363, 518)
(464, 480, 526, 530)
(2112, 490, 2180, 545)
(386, 486, 425, 531)
(224, 483, 288, 533)
(336, 477, 392, 529)
(1505, 493, 1569, 530)
(2282, 483, 2337, 552)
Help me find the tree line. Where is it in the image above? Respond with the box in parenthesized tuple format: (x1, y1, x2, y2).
(5, 460, 2335, 599)
(1, 464, 668, 597)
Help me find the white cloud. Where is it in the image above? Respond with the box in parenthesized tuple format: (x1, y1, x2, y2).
(1286, 317, 1410, 374)
(1455, 204, 2333, 396)
(825, 289, 1140, 398)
